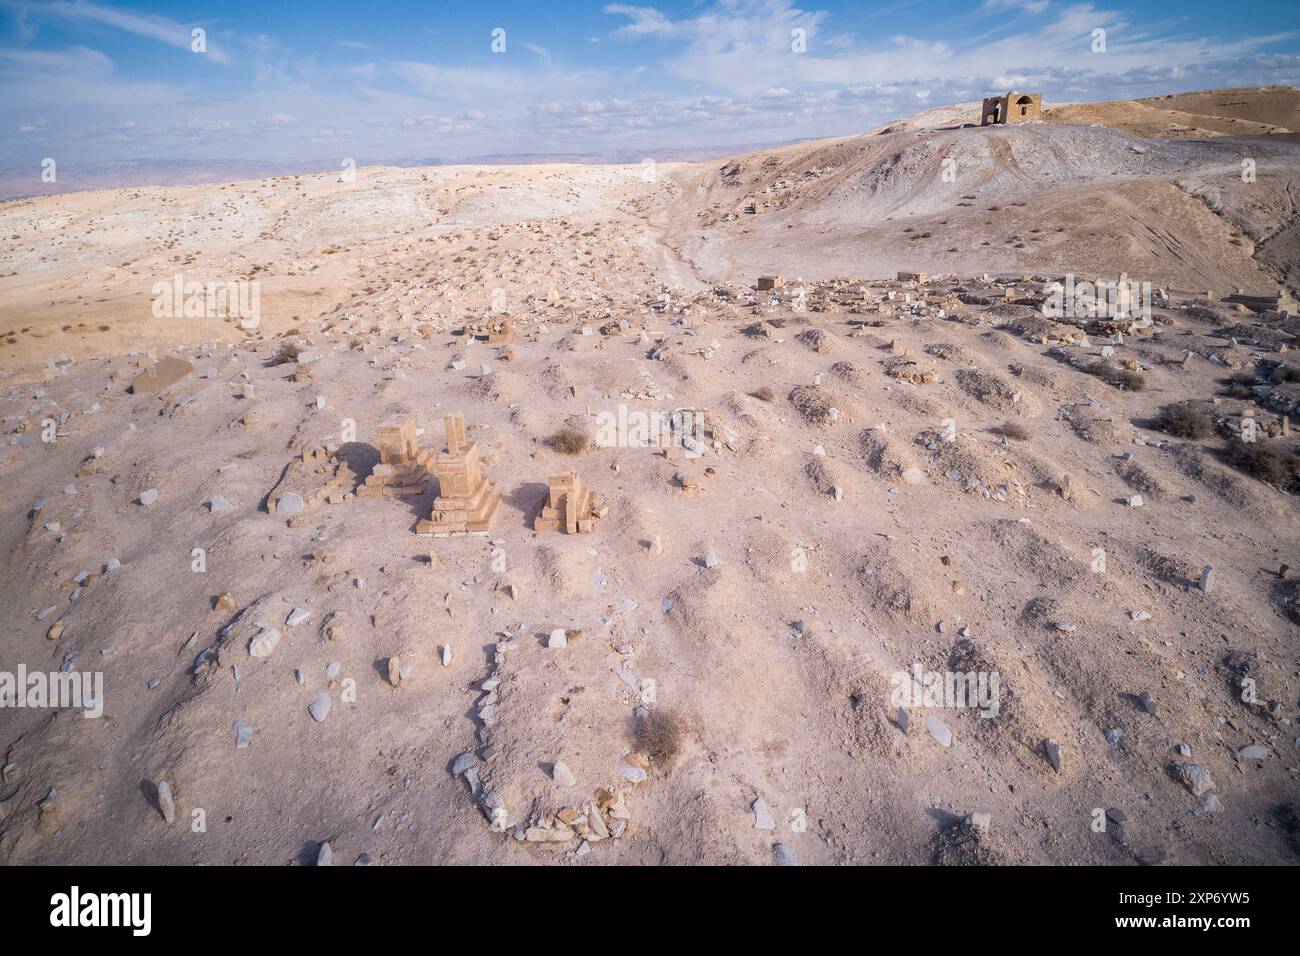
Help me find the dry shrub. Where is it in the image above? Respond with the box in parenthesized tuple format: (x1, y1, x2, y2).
(547, 427, 589, 455)
(269, 342, 302, 366)
(1156, 402, 1214, 440)
(633, 708, 683, 767)
(1086, 361, 1145, 391)
(989, 421, 1031, 441)
(1228, 442, 1297, 486)
(1223, 371, 1257, 398)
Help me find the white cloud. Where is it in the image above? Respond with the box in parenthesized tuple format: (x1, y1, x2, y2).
(1, 0, 1297, 166)
(3, 0, 232, 63)
(0, 43, 112, 75)
(605, 0, 1299, 96)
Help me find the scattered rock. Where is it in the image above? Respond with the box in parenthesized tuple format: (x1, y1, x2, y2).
(1044, 739, 1064, 773)
(1199, 565, 1215, 594)
(925, 715, 953, 747)
(773, 842, 800, 866)
(309, 692, 333, 722)
(1198, 794, 1224, 814)
(451, 753, 477, 776)
(156, 780, 175, 824)
(1172, 762, 1216, 796)
(248, 627, 281, 658)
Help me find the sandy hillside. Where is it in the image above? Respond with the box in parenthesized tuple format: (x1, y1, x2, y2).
(0, 89, 1298, 866)
(670, 89, 1300, 294)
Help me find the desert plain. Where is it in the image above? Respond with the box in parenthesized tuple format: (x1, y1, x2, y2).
(0, 87, 1298, 865)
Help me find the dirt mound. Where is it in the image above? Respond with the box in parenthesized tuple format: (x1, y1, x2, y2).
(860, 428, 925, 484)
(955, 368, 1042, 416)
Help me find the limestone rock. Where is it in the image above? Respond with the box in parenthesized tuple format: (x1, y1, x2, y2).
(1173, 762, 1215, 796)
(751, 796, 776, 830)
(309, 692, 333, 722)
(925, 715, 953, 747)
(248, 627, 281, 658)
(773, 842, 800, 866)
(1044, 739, 1063, 773)
(156, 780, 175, 823)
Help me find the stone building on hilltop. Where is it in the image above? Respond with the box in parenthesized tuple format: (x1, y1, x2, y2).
(981, 91, 1042, 126)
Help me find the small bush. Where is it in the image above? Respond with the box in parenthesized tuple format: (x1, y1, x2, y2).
(1156, 402, 1214, 440)
(1223, 371, 1258, 398)
(633, 708, 683, 767)
(547, 427, 589, 455)
(748, 385, 775, 402)
(1228, 442, 1297, 485)
(1086, 361, 1145, 391)
(989, 421, 1031, 441)
(269, 342, 302, 366)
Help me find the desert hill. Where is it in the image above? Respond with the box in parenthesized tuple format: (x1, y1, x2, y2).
(668, 87, 1300, 298)
(0, 88, 1297, 867)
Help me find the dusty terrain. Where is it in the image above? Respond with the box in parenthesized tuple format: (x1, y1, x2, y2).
(1, 88, 1298, 866)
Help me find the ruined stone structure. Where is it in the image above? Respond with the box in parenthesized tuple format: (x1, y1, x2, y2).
(534, 469, 608, 534)
(487, 316, 515, 343)
(981, 91, 1042, 126)
(416, 414, 502, 536)
(268, 441, 357, 513)
(358, 417, 433, 499)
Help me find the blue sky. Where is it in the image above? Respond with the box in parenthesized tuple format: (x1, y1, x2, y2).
(1, 0, 1297, 165)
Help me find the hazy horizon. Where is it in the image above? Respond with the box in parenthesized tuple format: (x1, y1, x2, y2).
(3, 0, 1298, 172)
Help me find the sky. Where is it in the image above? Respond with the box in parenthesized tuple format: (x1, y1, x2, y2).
(1, 0, 1298, 167)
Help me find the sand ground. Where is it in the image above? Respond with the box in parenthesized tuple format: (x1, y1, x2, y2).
(0, 89, 1297, 866)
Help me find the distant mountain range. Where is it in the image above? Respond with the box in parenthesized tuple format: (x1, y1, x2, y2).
(0, 141, 807, 201)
